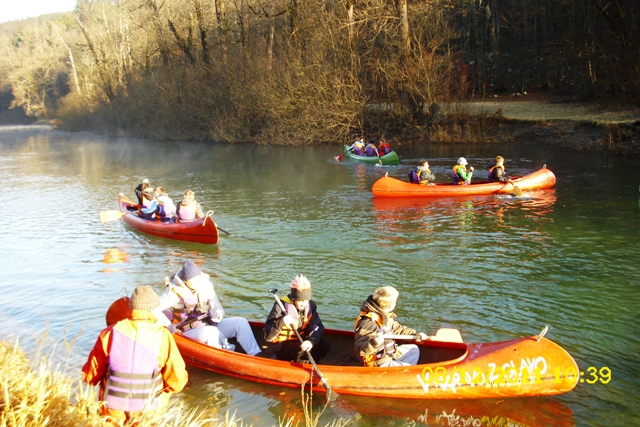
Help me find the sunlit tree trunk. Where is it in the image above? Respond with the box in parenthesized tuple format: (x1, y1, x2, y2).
(214, 0, 228, 64)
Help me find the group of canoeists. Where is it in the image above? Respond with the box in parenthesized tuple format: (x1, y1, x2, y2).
(348, 137, 393, 157)
(133, 178, 205, 223)
(408, 155, 509, 186)
(82, 260, 428, 424)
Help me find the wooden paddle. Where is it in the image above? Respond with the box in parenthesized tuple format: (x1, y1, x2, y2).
(508, 179, 524, 197)
(383, 328, 464, 343)
(216, 226, 254, 241)
(268, 289, 335, 398)
(100, 210, 127, 223)
(174, 312, 210, 331)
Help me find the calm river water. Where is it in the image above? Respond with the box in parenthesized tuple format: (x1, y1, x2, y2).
(1, 125, 638, 427)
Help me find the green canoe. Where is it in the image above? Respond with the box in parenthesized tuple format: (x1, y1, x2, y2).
(342, 145, 400, 165)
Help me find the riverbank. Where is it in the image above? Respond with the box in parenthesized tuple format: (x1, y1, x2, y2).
(0, 339, 346, 427)
(423, 95, 640, 156)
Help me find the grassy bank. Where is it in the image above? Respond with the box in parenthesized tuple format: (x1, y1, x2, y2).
(408, 96, 640, 156)
(0, 340, 348, 427)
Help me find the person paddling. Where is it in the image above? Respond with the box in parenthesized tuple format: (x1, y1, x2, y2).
(176, 189, 205, 222)
(157, 261, 264, 357)
(408, 160, 436, 185)
(264, 274, 330, 363)
(354, 286, 429, 367)
(452, 157, 474, 185)
(487, 155, 509, 183)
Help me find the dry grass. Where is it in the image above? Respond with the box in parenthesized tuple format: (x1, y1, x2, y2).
(0, 339, 351, 427)
(450, 95, 640, 125)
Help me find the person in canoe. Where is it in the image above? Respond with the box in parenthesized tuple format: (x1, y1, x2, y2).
(378, 139, 392, 156)
(264, 274, 331, 363)
(348, 138, 365, 155)
(158, 261, 264, 357)
(408, 160, 436, 185)
(155, 186, 176, 223)
(82, 285, 188, 426)
(139, 187, 161, 220)
(354, 286, 429, 367)
(364, 140, 379, 157)
(134, 178, 150, 205)
(452, 157, 474, 185)
(176, 189, 205, 222)
(487, 155, 509, 183)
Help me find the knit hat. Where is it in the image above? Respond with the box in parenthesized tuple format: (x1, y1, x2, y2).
(129, 286, 160, 311)
(179, 261, 202, 282)
(457, 157, 468, 166)
(290, 274, 312, 301)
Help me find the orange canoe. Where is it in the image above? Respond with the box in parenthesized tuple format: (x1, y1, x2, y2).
(117, 193, 219, 244)
(372, 167, 556, 197)
(175, 321, 579, 400)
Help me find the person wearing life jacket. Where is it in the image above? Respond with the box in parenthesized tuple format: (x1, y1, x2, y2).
(134, 178, 150, 206)
(378, 140, 392, 156)
(264, 274, 330, 363)
(364, 140, 379, 157)
(487, 155, 509, 183)
(155, 186, 176, 223)
(408, 160, 436, 185)
(354, 286, 429, 367)
(157, 261, 264, 357)
(452, 157, 474, 185)
(82, 286, 188, 426)
(139, 187, 160, 220)
(349, 138, 365, 156)
(176, 189, 205, 222)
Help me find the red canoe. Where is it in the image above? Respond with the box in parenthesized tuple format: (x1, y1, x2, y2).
(117, 193, 219, 244)
(372, 167, 556, 197)
(175, 321, 579, 400)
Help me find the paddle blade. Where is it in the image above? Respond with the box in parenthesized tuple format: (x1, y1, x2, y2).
(100, 210, 126, 223)
(432, 328, 464, 343)
(513, 185, 524, 197)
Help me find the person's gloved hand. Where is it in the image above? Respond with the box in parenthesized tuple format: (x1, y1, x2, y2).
(282, 314, 296, 327)
(300, 340, 313, 352)
(469, 166, 475, 172)
(415, 332, 429, 342)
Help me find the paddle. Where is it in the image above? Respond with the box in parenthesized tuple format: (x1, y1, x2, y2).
(383, 328, 464, 343)
(216, 226, 254, 241)
(100, 210, 127, 223)
(267, 288, 334, 398)
(508, 178, 524, 197)
(173, 312, 210, 331)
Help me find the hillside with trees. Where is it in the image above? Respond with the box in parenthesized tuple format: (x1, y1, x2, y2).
(1, 0, 638, 147)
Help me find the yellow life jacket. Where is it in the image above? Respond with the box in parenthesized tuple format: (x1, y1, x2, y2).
(273, 296, 311, 343)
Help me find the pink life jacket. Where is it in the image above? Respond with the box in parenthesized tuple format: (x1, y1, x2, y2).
(104, 321, 163, 412)
(178, 202, 197, 221)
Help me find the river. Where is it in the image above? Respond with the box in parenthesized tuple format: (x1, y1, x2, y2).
(1, 125, 638, 427)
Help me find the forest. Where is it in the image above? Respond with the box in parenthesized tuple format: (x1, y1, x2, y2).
(0, 0, 638, 145)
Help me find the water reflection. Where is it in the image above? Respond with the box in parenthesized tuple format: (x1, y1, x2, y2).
(372, 189, 557, 242)
(337, 395, 574, 427)
(182, 366, 574, 427)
